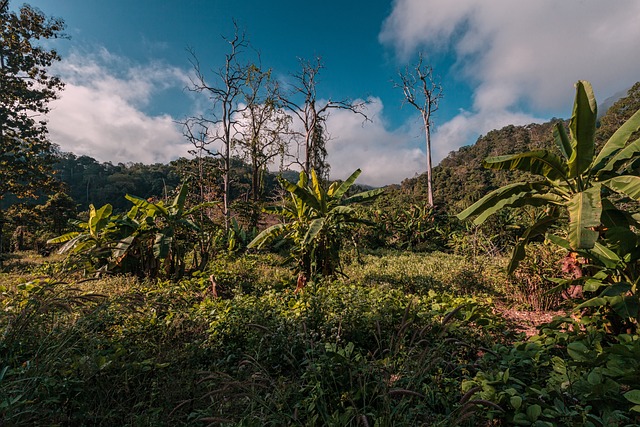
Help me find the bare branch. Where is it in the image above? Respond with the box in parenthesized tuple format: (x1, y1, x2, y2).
(279, 56, 370, 180)
(394, 52, 444, 206)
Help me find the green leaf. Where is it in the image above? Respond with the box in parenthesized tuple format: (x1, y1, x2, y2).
(566, 185, 601, 249)
(576, 297, 608, 310)
(601, 175, 640, 200)
(474, 193, 561, 225)
(281, 178, 322, 213)
(588, 241, 621, 267)
(545, 233, 571, 250)
(597, 137, 640, 178)
(46, 231, 80, 244)
(510, 395, 523, 410)
(483, 151, 568, 182)
(171, 180, 190, 216)
(567, 341, 591, 362)
(624, 389, 640, 404)
(341, 187, 384, 205)
(568, 80, 597, 178)
(457, 182, 550, 223)
(593, 107, 640, 172)
(88, 204, 112, 237)
(303, 218, 326, 246)
(330, 168, 361, 200)
(248, 224, 288, 249)
(527, 404, 542, 421)
(554, 122, 572, 160)
(310, 170, 326, 212)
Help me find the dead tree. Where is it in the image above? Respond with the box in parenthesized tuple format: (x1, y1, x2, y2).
(182, 23, 250, 230)
(280, 57, 368, 181)
(395, 53, 443, 207)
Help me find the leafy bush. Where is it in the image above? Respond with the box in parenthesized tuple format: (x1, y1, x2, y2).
(464, 315, 640, 426)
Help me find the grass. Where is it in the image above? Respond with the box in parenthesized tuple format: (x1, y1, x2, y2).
(0, 250, 524, 426)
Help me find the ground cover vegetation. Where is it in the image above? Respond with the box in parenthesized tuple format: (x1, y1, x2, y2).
(2, 2, 640, 426)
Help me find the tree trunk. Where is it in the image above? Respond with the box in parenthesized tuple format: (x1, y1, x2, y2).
(424, 116, 434, 207)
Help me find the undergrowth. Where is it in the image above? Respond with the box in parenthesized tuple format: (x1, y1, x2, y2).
(1, 252, 512, 426)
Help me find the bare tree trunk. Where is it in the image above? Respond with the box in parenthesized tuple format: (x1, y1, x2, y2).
(394, 53, 442, 207)
(424, 116, 434, 207)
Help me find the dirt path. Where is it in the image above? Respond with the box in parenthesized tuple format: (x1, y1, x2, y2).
(494, 304, 567, 337)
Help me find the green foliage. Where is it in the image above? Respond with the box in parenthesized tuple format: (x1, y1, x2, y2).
(0, 2, 66, 266)
(249, 169, 383, 281)
(458, 81, 640, 273)
(359, 196, 454, 252)
(1, 252, 508, 426)
(464, 315, 640, 426)
(47, 180, 217, 278)
(53, 152, 183, 212)
(0, 3, 64, 202)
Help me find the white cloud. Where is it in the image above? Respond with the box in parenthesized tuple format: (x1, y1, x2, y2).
(47, 49, 193, 164)
(380, 0, 640, 161)
(325, 98, 425, 186)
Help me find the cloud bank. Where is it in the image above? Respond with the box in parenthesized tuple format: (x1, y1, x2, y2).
(48, 49, 193, 164)
(380, 0, 640, 162)
(46, 50, 425, 185)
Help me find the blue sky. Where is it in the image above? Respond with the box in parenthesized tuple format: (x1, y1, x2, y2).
(14, 0, 640, 185)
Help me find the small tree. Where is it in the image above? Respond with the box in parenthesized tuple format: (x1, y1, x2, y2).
(0, 1, 65, 265)
(249, 169, 383, 288)
(237, 64, 291, 201)
(395, 53, 443, 207)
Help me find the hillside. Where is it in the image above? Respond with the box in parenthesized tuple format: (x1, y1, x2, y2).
(398, 81, 640, 213)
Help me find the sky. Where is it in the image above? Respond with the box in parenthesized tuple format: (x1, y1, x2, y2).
(12, 0, 640, 186)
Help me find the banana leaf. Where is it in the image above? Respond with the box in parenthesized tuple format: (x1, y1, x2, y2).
(567, 80, 596, 178)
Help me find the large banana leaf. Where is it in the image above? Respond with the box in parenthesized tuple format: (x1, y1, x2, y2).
(473, 193, 562, 225)
(342, 187, 384, 205)
(597, 138, 640, 178)
(483, 150, 568, 182)
(554, 121, 572, 160)
(303, 218, 326, 247)
(329, 168, 361, 200)
(567, 80, 596, 178)
(248, 223, 288, 249)
(172, 180, 190, 216)
(566, 185, 601, 249)
(310, 170, 327, 213)
(601, 175, 640, 200)
(126, 194, 169, 217)
(592, 108, 640, 172)
(47, 231, 81, 244)
(457, 181, 550, 223)
(279, 177, 322, 213)
(88, 204, 112, 238)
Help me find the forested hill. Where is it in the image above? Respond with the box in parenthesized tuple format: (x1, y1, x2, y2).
(398, 81, 640, 213)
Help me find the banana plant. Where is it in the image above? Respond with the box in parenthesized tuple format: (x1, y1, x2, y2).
(123, 180, 218, 277)
(458, 81, 640, 273)
(46, 203, 119, 269)
(249, 168, 383, 282)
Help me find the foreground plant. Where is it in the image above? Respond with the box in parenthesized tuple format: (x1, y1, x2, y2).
(458, 80, 640, 273)
(248, 169, 383, 286)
